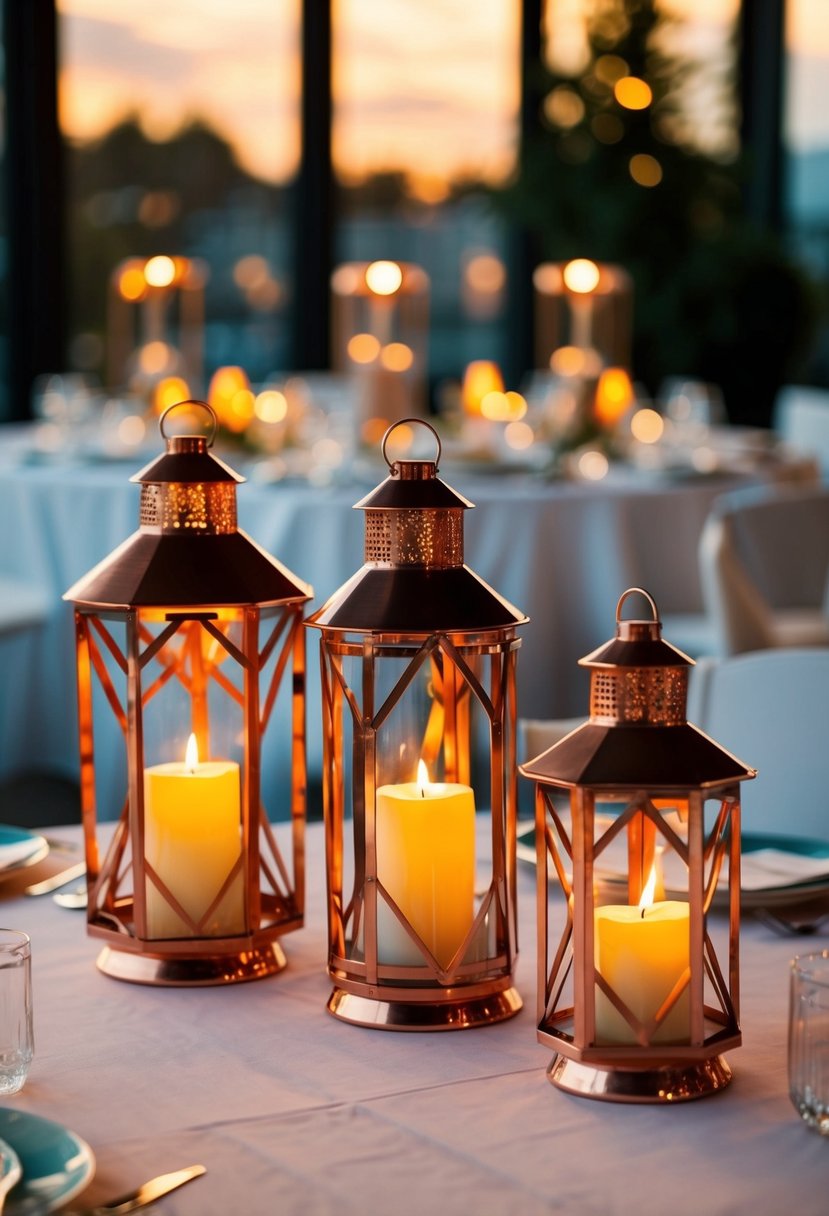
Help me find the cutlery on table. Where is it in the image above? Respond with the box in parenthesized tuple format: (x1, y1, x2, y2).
(54, 885, 88, 910)
(24, 861, 86, 896)
(755, 906, 829, 937)
(65, 1163, 206, 1215)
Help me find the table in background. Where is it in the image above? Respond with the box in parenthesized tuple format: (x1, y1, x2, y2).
(0, 436, 816, 801)
(1, 821, 826, 1216)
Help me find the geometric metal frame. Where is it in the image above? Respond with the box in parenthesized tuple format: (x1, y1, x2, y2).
(318, 624, 523, 1029)
(73, 601, 306, 986)
(535, 780, 743, 1101)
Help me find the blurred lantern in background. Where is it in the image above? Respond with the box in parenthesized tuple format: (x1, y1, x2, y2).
(534, 260, 633, 372)
(331, 260, 429, 443)
(108, 255, 207, 401)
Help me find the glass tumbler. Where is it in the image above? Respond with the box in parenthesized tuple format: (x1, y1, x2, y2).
(0, 930, 33, 1095)
(789, 950, 829, 1135)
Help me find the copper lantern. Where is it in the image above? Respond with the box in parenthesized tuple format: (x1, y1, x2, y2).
(64, 401, 312, 985)
(520, 588, 755, 1101)
(306, 419, 527, 1029)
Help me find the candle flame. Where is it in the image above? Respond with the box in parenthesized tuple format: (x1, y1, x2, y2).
(185, 733, 199, 774)
(638, 863, 657, 916)
(417, 759, 430, 796)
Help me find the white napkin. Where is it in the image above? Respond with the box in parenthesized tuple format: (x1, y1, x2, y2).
(738, 848, 829, 892)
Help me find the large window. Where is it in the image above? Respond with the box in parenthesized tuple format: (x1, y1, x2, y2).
(57, 0, 301, 395)
(332, 0, 521, 387)
(784, 0, 829, 379)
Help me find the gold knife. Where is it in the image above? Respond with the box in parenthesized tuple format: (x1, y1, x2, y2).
(23, 861, 86, 896)
(67, 1163, 206, 1215)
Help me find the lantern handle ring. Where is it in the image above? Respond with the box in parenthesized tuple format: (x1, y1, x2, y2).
(616, 587, 659, 624)
(382, 417, 441, 471)
(159, 399, 218, 448)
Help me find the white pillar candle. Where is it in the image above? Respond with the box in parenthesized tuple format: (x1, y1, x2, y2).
(375, 761, 475, 968)
(143, 734, 245, 940)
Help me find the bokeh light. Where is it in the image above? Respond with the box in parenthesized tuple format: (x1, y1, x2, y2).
(144, 255, 177, 288)
(630, 408, 665, 443)
(347, 333, 381, 364)
(614, 76, 653, 111)
(365, 260, 403, 296)
(563, 258, 600, 293)
(629, 154, 663, 187)
(380, 342, 414, 372)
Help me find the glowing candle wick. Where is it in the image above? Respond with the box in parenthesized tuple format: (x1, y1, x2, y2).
(184, 732, 199, 776)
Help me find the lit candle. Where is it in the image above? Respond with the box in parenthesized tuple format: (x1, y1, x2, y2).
(375, 760, 475, 968)
(461, 360, 504, 416)
(563, 258, 600, 352)
(594, 866, 689, 1044)
(143, 733, 245, 939)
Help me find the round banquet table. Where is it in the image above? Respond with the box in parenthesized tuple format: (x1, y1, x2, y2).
(0, 434, 817, 812)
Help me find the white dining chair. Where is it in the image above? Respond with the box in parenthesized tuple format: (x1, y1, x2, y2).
(774, 384, 829, 479)
(698, 484, 829, 656)
(689, 648, 829, 840)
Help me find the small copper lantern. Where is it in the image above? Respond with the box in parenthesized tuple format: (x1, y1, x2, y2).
(64, 401, 312, 986)
(520, 588, 755, 1101)
(306, 418, 527, 1029)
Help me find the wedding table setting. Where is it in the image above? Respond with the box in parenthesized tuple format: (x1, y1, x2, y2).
(1, 254, 829, 1214)
(0, 818, 824, 1216)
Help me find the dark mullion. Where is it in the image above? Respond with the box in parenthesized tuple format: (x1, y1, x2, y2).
(738, 0, 785, 232)
(3, 0, 65, 419)
(506, 0, 544, 388)
(292, 0, 333, 371)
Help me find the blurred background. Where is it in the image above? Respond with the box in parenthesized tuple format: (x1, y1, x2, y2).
(0, 0, 825, 430)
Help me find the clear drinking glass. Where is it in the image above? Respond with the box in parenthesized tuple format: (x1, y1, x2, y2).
(0, 930, 33, 1095)
(789, 950, 829, 1135)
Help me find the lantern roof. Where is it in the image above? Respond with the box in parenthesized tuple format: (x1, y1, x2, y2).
(306, 419, 527, 633)
(520, 588, 755, 790)
(64, 401, 312, 610)
(520, 720, 755, 791)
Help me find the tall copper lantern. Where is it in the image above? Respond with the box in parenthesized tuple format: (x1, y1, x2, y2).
(520, 589, 755, 1101)
(306, 419, 527, 1029)
(64, 401, 312, 985)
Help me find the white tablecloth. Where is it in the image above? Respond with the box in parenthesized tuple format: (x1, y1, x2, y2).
(0, 440, 814, 799)
(3, 822, 827, 1216)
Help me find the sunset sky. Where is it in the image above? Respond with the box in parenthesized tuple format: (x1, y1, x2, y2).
(56, 0, 829, 191)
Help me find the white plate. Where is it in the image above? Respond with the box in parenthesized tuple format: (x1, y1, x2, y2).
(0, 827, 49, 878)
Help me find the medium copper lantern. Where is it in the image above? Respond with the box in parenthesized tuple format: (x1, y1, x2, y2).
(520, 588, 755, 1101)
(64, 401, 312, 985)
(306, 419, 527, 1029)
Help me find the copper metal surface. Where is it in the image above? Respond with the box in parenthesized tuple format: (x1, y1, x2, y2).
(308, 420, 527, 1028)
(522, 588, 755, 1099)
(547, 1054, 733, 1102)
(96, 943, 287, 986)
(65, 404, 311, 985)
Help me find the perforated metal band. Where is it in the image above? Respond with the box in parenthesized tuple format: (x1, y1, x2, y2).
(364, 508, 463, 566)
(139, 482, 237, 534)
(590, 667, 688, 726)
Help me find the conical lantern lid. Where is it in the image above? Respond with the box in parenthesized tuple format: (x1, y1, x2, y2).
(65, 401, 312, 610)
(520, 588, 755, 791)
(306, 419, 528, 633)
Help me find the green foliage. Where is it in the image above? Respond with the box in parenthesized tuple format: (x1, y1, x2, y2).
(498, 0, 817, 425)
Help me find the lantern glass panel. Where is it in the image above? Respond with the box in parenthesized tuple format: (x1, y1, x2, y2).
(139, 612, 245, 770)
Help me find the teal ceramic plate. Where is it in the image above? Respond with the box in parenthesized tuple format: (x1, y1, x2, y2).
(0, 1109, 95, 1215)
(0, 826, 49, 878)
(518, 825, 829, 909)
